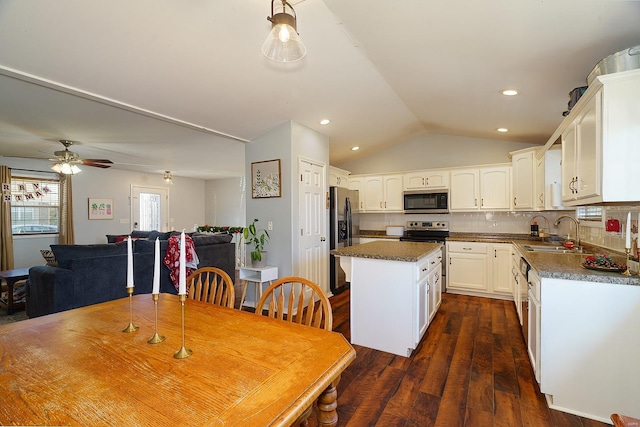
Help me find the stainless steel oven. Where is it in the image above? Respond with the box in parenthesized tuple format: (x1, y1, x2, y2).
(400, 221, 449, 284)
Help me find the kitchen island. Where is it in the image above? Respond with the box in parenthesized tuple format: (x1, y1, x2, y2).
(331, 241, 442, 357)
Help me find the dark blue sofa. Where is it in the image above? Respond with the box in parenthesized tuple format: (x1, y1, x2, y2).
(26, 233, 235, 318)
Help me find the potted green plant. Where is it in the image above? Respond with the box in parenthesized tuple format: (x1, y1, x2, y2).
(243, 218, 270, 268)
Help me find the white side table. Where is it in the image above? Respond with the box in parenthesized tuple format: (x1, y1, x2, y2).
(239, 266, 278, 309)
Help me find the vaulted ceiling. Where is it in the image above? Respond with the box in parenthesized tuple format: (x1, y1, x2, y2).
(0, 0, 638, 179)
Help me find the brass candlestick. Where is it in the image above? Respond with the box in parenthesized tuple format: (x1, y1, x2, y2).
(173, 294, 192, 359)
(147, 294, 165, 344)
(122, 287, 139, 333)
(622, 248, 632, 276)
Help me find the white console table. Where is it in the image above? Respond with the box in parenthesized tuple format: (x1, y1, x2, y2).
(239, 266, 278, 309)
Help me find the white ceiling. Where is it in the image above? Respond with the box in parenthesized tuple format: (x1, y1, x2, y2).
(0, 0, 638, 179)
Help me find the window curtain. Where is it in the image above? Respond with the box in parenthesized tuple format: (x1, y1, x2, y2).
(1, 165, 15, 270)
(58, 174, 75, 245)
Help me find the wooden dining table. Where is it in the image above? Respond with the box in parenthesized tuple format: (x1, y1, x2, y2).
(0, 293, 355, 426)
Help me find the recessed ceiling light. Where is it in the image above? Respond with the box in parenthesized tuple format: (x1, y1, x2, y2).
(497, 128, 509, 133)
(351, 146, 359, 151)
(501, 89, 518, 96)
(320, 119, 330, 125)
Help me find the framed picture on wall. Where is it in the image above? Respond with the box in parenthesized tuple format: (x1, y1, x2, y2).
(88, 198, 114, 220)
(251, 159, 281, 198)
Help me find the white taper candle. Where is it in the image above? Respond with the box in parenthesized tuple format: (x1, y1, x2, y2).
(127, 236, 134, 288)
(152, 237, 160, 294)
(626, 212, 631, 249)
(179, 231, 186, 294)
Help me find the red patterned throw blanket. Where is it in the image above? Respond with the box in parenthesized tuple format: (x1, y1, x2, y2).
(163, 234, 200, 292)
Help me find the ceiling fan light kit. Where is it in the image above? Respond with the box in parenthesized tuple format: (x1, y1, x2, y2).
(49, 140, 113, 175)
(262, 0, 306, 62)
(163, 171, 173, 184)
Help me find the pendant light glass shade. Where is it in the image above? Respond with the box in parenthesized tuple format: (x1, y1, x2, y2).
(51, 162, 81, 175)
(262, 0, 306, 62)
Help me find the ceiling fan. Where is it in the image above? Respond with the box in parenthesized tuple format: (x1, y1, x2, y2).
(50, 140, 113, 174)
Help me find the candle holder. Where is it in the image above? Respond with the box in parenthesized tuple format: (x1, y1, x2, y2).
(622, 248, 632, 276)
(173, 294, 192, 359)
(147, 294, 165, 344)
(122, 287, 139, 333)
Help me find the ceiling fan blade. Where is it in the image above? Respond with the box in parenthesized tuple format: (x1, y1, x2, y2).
(82, 161, 112, 169)
(81, 159, 113, 164)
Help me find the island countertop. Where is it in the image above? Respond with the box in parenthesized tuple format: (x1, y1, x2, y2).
(331, 241, 441, 262)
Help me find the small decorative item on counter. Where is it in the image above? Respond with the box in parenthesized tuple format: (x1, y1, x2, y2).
(530, 222, 539, 237)
(582, 253, 626, 272)
(563, 240, 575, 249)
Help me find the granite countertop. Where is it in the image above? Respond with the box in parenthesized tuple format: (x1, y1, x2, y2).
(449, 233, 640, 286)
(513, 242, 640, 286)
(331, 241, 441, 262)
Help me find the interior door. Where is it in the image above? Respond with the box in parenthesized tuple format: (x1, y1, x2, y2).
(298, 159, 326, 291)
(131, 186, 169, 231)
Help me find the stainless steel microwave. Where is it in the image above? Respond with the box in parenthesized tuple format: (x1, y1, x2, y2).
(403, 190, 449, 214)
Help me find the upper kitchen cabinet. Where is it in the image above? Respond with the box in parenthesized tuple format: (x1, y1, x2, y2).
(559, 69, 640, 205)
(511, 149, 535, 211)
(535, 146, 565, 210)
(403, 169, 450, 190)
(450, 165, 511, 212)
(350, 174, 404, 212)
(329, 166, 350, 188)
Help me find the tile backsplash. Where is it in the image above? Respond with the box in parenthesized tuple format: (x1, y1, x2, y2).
(360, 205, 640, 254)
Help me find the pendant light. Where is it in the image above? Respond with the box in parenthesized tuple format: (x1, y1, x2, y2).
(262, 0, 306, 62)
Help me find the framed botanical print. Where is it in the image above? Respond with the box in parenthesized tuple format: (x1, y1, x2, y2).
(251, 159, 281, 198)
(88, 198, 114, 220)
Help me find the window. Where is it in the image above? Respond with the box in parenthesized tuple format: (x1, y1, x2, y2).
(11, 175, 60, 235)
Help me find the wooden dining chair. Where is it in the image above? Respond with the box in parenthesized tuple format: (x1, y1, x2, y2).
(255, 276, 333, 331)
(256, 276, 334, 426)
(186, 267, 235, 309)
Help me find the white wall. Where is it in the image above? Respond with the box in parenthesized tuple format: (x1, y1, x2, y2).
(3, 157, 207, 268)
(337, 132, 538, 174)
(204, 177, 246, 227)
(245, 121, 329, 278)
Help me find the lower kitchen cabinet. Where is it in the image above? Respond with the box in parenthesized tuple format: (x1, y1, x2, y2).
(446, 241, 488, 292)
(490, 243, 512, 295)
(446, 241, 513, 299)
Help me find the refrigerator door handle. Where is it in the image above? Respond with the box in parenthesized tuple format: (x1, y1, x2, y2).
(345, 197, 352, 246)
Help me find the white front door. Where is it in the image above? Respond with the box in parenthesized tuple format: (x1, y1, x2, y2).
(131, 186, 169, 231)
(298, 159, 327, 291)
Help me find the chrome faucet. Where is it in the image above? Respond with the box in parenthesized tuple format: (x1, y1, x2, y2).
(554, 215, 580, 247)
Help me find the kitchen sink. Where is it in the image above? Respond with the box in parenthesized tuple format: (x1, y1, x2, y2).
(521, 244, 587, 254)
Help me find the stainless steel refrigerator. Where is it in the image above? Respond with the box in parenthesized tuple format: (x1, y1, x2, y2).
(329, 186, 359, 294)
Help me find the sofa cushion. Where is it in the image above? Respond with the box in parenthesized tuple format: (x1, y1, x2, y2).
(131, 230, 152, 239)
(51, 243, 128, 269)
(148, 230, 173, 241)
(134, 238, 170, 254)
(191, 234, 233, 246)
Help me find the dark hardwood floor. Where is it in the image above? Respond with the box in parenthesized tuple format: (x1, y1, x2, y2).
(305, 290, 609, 427)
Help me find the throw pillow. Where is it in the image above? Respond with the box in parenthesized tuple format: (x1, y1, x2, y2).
(40, 249, 58, 267)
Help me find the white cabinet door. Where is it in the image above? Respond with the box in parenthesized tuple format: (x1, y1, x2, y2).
(561, 89, 602, 203)
(512, 151, 535, 210)
(480, 166, 511, 210)
(446, 242, 488, 292)
(574, 91, 601, 201)
(535, 154, 545, 210)
(383, 174, 404, 211)
(329, 166, 349, 188)
(450, 168, 479, 211)
(348, 177, 365, 211)
(491, 244, 512, 295)
(363, 176, 384, 211)
(428, 263, 442, 323)
(404, 170, 449, 190)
